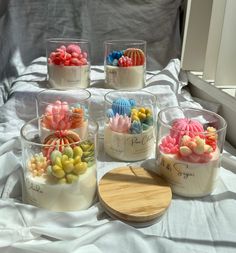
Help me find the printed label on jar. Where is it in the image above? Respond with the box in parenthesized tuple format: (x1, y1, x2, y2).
(158, 153, 220, 196)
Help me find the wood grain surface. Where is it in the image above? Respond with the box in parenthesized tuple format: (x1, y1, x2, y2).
(98, 166, 172, 223)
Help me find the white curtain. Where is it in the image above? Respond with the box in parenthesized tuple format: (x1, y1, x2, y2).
(181, 0, 236, 91)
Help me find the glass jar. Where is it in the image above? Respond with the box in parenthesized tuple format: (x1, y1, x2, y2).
(104, 90, 156, 161)
(36, 88, 91, 140)
(20, 114, 98, 211)
(47, 38, 90, 89)
(104, 40, 146, 90)
(156, 106, 227, 197)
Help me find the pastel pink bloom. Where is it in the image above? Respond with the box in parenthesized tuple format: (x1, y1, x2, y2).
(109, 114, 131, 133)
(42, 100, 72, 130)
(159, 135, 179, 154)
(170, 118, 204, 144)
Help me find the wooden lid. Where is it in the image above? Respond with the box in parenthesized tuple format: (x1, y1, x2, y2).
(98, 166, 172, 224)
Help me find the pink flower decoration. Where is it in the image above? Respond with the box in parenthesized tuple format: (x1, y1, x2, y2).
(170, 118, 204, 144)
(159, 135, 179, 154)
(42, 100, 72, 130)
(109, 114, 131, 133)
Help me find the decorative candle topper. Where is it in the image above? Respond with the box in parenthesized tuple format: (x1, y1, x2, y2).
(48, 44, 88, 66)
(41, 100, 84, 131)
(159, 118, 218, 163)
(106, 97, 153, 134)
(106, 48, 145, 67)
(104, 90, 156, 161)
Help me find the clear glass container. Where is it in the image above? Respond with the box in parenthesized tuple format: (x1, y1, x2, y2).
(104, 40, 146, 90)
(36, 88, 91, 140)
(47, 38, 90, 89)
(104, 90, 156, 161)
(156, 106, 227, 197)
(20, 114, 98, 212)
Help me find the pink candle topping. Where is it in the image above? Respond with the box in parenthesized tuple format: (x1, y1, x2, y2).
(159, 118, 218, 163)
(170, 118, 204, 144)
(41, 100, 85, 131)
(159, 135, 179, 154)
(109, 114, 131, 133)
(48, 44, 88, 66)
(42, 100, 71, 130)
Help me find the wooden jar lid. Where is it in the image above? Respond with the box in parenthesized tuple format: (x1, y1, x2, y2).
(98, 166, 172, 225)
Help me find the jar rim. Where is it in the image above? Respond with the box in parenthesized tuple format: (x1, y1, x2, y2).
(20, 116, 99, 147)
(158, 106, 227, 134)
(104, 39, 146, 46)
(104, 89, 156, 105)
(36, 88, 91, 108)
(46, 38, 89, 44)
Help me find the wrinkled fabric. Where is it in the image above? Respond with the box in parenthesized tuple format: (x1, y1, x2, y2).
(0, 0, 182, 104)
(0, 58, 236, 252)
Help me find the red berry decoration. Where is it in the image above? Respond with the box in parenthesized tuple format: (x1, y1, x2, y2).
(124, 48, 145, 66)
(118, 56, 133, 67)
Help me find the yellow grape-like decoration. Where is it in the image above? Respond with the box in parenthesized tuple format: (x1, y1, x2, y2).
(131, 107, 152, 122)
(130, 107, 153, 131)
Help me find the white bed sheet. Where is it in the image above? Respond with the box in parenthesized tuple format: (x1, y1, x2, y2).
(0, 58, 236, 253)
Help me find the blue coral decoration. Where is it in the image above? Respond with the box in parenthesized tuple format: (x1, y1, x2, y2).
(112, 97, 132, 116)
(130, 120, 143, 134)
(106, 50, 124, 66)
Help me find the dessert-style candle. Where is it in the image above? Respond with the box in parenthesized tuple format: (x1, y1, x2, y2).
(156, 106, 227, 197)
(104, 40, 146, 90)
(47, 38, 90, 88)
(20, 113, 98, 212)
(104, 90, 156, 161)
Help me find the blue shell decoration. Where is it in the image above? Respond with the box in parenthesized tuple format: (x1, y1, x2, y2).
(106, 108, 114, 118)
(130, 120, 143, 134)
(112, 97, 132, 116)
